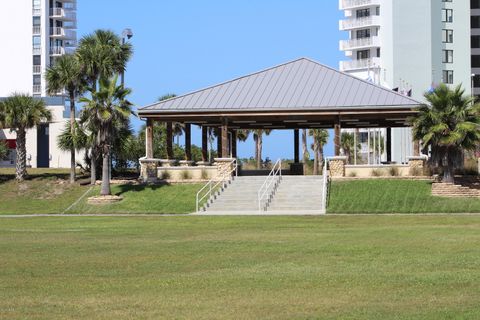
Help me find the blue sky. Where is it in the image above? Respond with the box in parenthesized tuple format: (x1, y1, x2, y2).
(78, 0, 345, 160)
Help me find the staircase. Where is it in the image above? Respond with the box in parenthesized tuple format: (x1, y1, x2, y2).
(269, 176, 325, 213)
(432, 182, 480, 198)
(201, 176, 326, 214)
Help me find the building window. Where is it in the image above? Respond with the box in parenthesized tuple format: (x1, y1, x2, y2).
(33, 75, 41, 85)
(442, 9, 453, 22)
(376, 7, 380, 15)
(442, 70, 454, 84)
(357, 50, 370, 60)
(472, 16, 480, 28)
(32, 36, 41, 48)
(376, 48, 381, 58)
(473, 0, 480, 9)
(356, 29, 370, 39)
(443, 50, 453, 63)
(356, 9, 370, 18)
(442, 0, 452, 2)
(472, 35, 480, 48)
(33, 16, 41, 26)
(472, 55, 480, 68)
(442, 29, 453, 43)
(33, 55, 41, 66)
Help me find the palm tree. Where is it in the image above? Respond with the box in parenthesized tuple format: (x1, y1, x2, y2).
(411, 84, 480, 183)
(56, 121, 88, 163)
(77, 29, 133, 185)
(309, 129, 329, 175)
(236, 129, 250, 143)
(341, 132, 361, 164)
(253, 129, 271, 169)
(0, 94, 51, 181)
(45, 54, 84, 183)
(80, 76, 133, 196)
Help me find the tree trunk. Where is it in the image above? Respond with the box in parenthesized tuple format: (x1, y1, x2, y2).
(100, 149, 111, 196)
(313, 141, 319, 175)
(443, 157, 455, 183)
(15, 128, 27, 181)
(256, 134, 263, 170)
(319, 145, 324, 170)
(90, 146, 97, 185)
(69, 92, 76, 183)
(302, 129, 309, 173)
(254, 134, 259, 169)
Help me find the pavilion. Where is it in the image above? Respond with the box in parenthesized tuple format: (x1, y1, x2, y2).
(137, 58, 424, 180)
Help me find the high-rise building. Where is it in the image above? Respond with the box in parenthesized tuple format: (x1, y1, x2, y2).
(0, 0, 79, 168)
(472, 0, 480, 96)
(339, 0, 471, 164)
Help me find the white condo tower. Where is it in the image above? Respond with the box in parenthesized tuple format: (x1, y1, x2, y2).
(339, 0, 471, 164)
(0, 0, 78, 168)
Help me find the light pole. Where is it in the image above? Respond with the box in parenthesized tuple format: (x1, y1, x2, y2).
(121, 28, 133, 87)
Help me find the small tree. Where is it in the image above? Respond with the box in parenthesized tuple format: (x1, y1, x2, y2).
(0, 94, 51, 181)
(309, 129, 329, 175)
(411, 84, 480, 183)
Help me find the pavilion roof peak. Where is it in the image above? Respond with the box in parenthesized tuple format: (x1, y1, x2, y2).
(139, 57, 421, 114)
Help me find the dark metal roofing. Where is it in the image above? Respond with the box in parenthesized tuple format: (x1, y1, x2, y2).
(139, 58, 421, 114)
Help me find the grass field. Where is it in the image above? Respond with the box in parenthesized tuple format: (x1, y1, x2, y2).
(328, 179, 480, 214)
(0, 216, 479, 319)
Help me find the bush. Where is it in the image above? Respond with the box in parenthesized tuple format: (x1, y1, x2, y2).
(161, 171, 171, 180)
(348, 171, 357, 177)
(200, 169, 209, 180)
(387, 166, 400, 177)
(181, 170, 192, 180)
(409, 167, 423, 176)
(371, 169, 384, 177)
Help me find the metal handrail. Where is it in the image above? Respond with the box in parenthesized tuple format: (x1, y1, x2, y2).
(257, 159, 282, 212)
(196, 159, 237, 213)
(321, 159, 329, 214)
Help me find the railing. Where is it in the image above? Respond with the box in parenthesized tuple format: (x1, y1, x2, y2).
(33, 65, 41, 74)
(339, 57, 381, 71)
(50, 46, 65, 55)
(50, 8, 76, 20)
(33, 8, 41, 16)
(320, 159, 329, 214)
(33, 85, 42, 94)
(50, 27, 76, 39)
(33, 26, 41, 35)
(339, 15, 380, 30)
(33, 47, 42, 55)
(339, 36, 380, 51)
(340, 0, 380, 10)
(196, 159, 237, 213)
(257, 159, 282, 212)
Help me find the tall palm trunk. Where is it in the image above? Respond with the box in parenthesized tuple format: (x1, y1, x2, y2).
(313, 140, 319, 175)
(101, 150, 111, 195)
(302, 129, 308, 172)
(15, 128, 27, 181)
(319, 144, 325, 170)
(90, 145, 97, 185)
(443, 155, 455, 183)
(255, 133, 263, 170)
(69, 93, 76, 183)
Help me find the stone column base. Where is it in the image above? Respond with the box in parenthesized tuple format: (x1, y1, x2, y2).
(139, 158, 161, 182)
(329, 156, 347, 177)
(407, 155, 428, 176)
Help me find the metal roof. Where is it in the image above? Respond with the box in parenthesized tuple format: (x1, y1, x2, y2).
(139, 58, 421, 114)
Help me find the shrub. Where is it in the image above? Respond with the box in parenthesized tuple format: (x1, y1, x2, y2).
(161, 171, 171, 180)
(387, 166, 400, 177)
(409, 167, 423, 176)
(348, 171, 357, 177)
(371, 169, 384, 177)
(181, 170, 192, 180)
(200, 169, 209, 180)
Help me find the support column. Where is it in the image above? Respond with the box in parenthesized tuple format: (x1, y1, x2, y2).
(294, 129, 300, 163)
(216, 127, 222, 157)
(386, 128, 392, 163)
(201, 126, 208, 162)
(184, 123, 191, 161)
(145, 118, 153, 158)
(166, 122, 173, 160)
(334, 117, 341, 156)
(221, 119, 229, 158)
(231, 130, 237, 158)
(413, 140, 420, 157)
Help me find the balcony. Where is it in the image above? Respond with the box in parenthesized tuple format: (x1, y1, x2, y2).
(33, 46, 42, 55)
(50, 27, 77, 40)
(33, 7, 41, 16)
(50, 8, 76, 20)
(339, 15, 381, 30)
(32, 26, 41, 35)
(33, 85, 42, 94)
(340, 36, 380, 51)
(340, 0, 381, 10)
(33, 65, 42, 74)
(339, 57, 381, 71)
(50, 46, 75, 56)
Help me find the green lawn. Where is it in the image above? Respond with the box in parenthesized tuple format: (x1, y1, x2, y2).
(328, 179, 480, 214)
(67, 184, 203, 214)
(0, 216, 479, 319)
